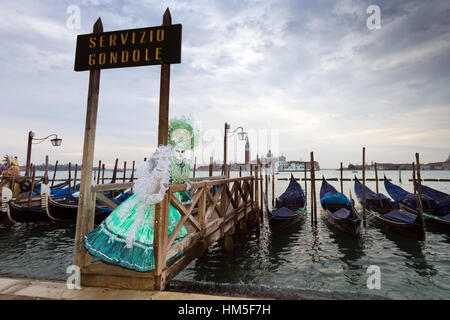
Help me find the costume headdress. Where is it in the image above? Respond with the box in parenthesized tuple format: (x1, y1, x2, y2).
(168, 117, 197, 150)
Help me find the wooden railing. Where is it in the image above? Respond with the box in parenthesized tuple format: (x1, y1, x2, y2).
(78, 175, 257, 291)
(153, 175, 255, 289)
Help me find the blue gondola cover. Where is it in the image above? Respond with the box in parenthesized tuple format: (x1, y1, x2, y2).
(382, 210, 416, 224)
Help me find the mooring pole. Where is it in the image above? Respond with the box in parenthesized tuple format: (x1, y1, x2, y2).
(340, 162, 343, 193)
(96, 160, 101, 184)
(304, 162, 307, 207)
(67, 162, 72, 204)
(375, 162, 379, 194)
(44, 155, 49, 185)
(51, 160, 58, 188)
(73, 15, 103, 270)
(193, 157, 197, 178)
(415, 153, 425, 232)
(412, 162, 417, 195)
(362, 147, 366, 225)
(272, 163, 275, 208)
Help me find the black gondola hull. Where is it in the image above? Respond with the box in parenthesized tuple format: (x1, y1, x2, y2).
(7, 201, 51, 223)
(400, 203, 450, 232)
(322, 208, 361, 236)
(47, 197, 110, 225)
(268, 207, 307, 232)
(370, 211, 425, 241)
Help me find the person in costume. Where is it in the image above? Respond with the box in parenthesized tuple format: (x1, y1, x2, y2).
(1, 155, 20, 180)
(84, 117, 196, 272)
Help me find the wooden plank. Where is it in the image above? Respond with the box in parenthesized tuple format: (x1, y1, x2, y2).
(73, 17, 103, 269)
(198, 187, 206, 229)
(96, 192, 118, 210)
(92, 182, 133, 192)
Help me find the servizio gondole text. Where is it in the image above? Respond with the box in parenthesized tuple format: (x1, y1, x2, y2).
(74, 24, 182, 71)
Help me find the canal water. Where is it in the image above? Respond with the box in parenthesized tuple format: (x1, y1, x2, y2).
(1, 169, 449, 299)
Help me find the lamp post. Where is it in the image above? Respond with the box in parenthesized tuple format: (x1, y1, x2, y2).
(223, 122, 247, 175)
(25, 130, 62, 177)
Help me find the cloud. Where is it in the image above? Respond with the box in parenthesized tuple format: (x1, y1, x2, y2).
(0, 0, 449, 168)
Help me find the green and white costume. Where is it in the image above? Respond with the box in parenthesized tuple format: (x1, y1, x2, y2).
(84, 118, 195, 272)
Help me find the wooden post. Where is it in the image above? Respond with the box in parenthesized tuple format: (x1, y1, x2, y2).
(67, 162, 72, 203)
(25, 131, 33, 177)
(73, 17, 103, 269)
(265, 165, 268, 210)
(272, 163, 275, 208)
(415, 153, 425, 229)
(73, 163, 78, 188)
(304, 162, 307, 207)
(27, 166, 36, 207)
(254, 166, 259, 223)
(96, 160, 101, 184)
(153, 8, 172, 291)
(309, 153, 317, 225)
(412, 162, 417, 195)
(209, 156, 213, 177)
(312, 156, 317, 224)
(340, 162, 343, 193)
(239, 166, 242, 177)
(122, 161, 127, 183)
(198, 187, 207, 250)
(362, 147, 366, 224)
(111, 158, 119, 183)
(375, 162, 379, 194)
(193, 157, 197, 178)
(51, 160, 58, 188)
(101, 164, 105, 184)
(44, 155, 49, 184)
(130, 160, 135, 182)
(259, 165, 263, 220)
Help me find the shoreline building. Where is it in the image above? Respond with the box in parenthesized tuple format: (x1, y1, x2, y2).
(277, 154, 320, 171)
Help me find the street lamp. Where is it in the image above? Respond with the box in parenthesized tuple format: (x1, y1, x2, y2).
(223, 122, 247, 174)
(25, 131, 62, 176)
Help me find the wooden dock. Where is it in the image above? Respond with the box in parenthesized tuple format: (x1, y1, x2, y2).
(75, 174, 259, 291)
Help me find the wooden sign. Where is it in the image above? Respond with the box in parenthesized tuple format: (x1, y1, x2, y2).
(74, 24, 182, 71)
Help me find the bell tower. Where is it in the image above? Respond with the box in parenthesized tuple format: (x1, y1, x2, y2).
(245, 137, 250, 165)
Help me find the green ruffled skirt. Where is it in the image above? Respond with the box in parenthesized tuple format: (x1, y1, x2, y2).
(84, 192, 188, 272)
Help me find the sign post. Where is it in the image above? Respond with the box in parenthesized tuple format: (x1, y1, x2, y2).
(73, 17, 103, 269)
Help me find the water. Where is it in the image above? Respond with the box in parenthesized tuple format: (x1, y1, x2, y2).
(1, 169, 449, 299)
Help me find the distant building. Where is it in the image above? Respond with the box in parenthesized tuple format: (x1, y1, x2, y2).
(277, 157, 320, 172)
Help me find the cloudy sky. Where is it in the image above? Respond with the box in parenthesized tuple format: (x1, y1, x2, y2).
(1, 0, 449, 168)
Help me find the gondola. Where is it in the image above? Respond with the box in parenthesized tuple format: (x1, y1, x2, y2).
(7, 201, 51, 223)
(268, 174, 307, 231)
(384, 177, 437, 214)
(385, 176, 450, 231)
(46, 190, 133, 224)
(320, 177, 361, 236)
(46, 197, 112, 225)
(354, 177, 425, 240)
(414, 182, 450, 216)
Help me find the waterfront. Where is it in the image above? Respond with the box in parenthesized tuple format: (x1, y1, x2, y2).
(1, 169, 449, 299)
